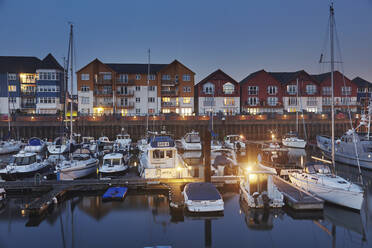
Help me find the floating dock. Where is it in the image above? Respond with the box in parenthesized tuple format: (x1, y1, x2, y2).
(273, 176, 324, 210)
(102, 187, 128, 201)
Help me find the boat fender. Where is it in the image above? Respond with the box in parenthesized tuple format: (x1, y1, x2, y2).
(53, 197, 58, 204)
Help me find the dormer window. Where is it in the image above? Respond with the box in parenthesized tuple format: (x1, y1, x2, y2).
(223, 82, 234, 94)
(306, 84, 317, 95)
(287, 85, 297, 95)
(203, 82, 214, 94)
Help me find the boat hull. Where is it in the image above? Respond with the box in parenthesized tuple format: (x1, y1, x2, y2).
(0, 163, 51, 180)
(282, 139, 306, 149)
(57, 161, 98, 180)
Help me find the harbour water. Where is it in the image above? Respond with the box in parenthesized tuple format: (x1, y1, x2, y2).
(0, 148, 371, 248)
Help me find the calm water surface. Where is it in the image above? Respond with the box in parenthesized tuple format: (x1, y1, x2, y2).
(0, 148, 371, 248)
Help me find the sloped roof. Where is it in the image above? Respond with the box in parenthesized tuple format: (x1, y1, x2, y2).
(352, 77, 372, 88)
(105, 63, 168, 74)
(239, 70, 265, 84)
(38, 53, 64, 71)
(197, 69, 238, 86)
(0, 56, 41, 73)
(311, 72, 331, 83)
(268, 70, 306, 84)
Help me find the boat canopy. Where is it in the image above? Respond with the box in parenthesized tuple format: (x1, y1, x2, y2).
(304, 162, 332, 174)
(28, 137, 43, 146)
(184, 132, 200, 143)
(150, 136, 175, 148)
(185, 182, 222, 201)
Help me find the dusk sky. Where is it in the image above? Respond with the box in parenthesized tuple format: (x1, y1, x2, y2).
(1, 0, 371, 86)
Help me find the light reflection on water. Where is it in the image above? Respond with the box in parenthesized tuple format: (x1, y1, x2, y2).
(0, 148, 370, 247)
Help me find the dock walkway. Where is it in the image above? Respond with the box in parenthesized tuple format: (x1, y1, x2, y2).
(273, 176, 324, 210)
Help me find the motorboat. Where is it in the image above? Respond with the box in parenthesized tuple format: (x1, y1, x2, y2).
(138, 134, 189, 179)
(98, 136, 113, 154)
(56, 148, 99, 180)
(99, 153, 129, 176)
(183, 182, 224, 212)
(180, 131, 202, 151)
(211, 139, 222, 150)
(223, 135, 246, 153)
(82, 136, 95, 145)
(282, 132, 306, 149)
(47, 136, 75, 155)
(289, 162, 364, 210)
(211, 148, 239, 176)
(240, 163, 284, 208)
(0, 151, 50, 178)
(24, 137, 46, 153)
(115, 133, 132, 152)
(0, 140, 22, 154)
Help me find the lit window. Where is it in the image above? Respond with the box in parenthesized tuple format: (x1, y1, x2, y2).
(183, 97, 191, 104)
(224, 98, 235, 106)
(81, 74, 90, 80)
(8, 85, 16, 92)
(162, 97, 170, 102)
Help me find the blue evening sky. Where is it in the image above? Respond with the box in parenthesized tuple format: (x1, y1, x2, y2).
(0, 0, 371, 88)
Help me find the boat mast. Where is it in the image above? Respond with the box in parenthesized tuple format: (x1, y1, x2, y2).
(146, 49, 150, 132)
(6, 73, 10, 135)
(296, 78, 299, 133)
(67, 23, 74, 143)
(330, 3, 335, 168)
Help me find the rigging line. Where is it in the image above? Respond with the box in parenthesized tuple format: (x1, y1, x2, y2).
(334, 19, 364, 185)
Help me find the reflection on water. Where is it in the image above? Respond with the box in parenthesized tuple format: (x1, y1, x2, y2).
(0, 147, 371, 247)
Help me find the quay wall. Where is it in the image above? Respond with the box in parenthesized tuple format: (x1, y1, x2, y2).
(0, 114, 354, 141)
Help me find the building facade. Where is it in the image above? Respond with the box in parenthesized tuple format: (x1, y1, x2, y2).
(0, 54, 64, 115)
(352, 77, 372, 111)
(195, 69, 240, 115)
(76, 59, 195, 116)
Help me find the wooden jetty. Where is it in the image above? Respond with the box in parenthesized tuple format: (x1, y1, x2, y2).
(273, 176, 324, 210)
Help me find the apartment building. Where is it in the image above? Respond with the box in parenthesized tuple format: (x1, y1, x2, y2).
(0, 54, 64, 115)
(195, 69, 240, 115)
(76, 59, 195, 116)
(352, 77, 372, 110)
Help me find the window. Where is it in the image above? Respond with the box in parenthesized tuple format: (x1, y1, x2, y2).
(183, 86, 191, 93)
(162, 74, 171, 80)
(204, 97, 215, 106)
(81, 74, 89, 80)
(149, 86, 155, 91)
(135, 86, 141, 91)
(175, 75, 179, 82)
(103, 73, 112, 80)
(247, 97, 258, 106)
(136, 109, 141, 114)
(162, 108, 170, 113)
(148, 97, 155, 103)
(267, 86, 277, 95)
(183, 97, 191, 104)
(306, 84, 317, 95)
(322, 97, 332, 106)
(136, 98, 140, 103)
(358, 87, 366, 93)
(322, 87, 331, 95)
(203, 82, 214, 94)
(81, 85, 90, 92)
(307, 97, 317, 106)
(38, 97, 56, 104)
(9, 97, 16, 103)
(8, 85, 16, 92)
(341, 97, 351, 105)
(162, 97, 170, 102)
(224, 98, 235, 106)
(288, 97, 297, 106)
(8, 74, 17, 81)
(267, 97, 278, 106)
(181, 107, 192, 115)
(223, 82, 235, 94)
(182, 74, 191, 81)
(148, 108, 155, 114)
(342, 87, 351, 96)
(287, 85, 297, 95)
(119, 74, 128, 83)
(135, 74, 141, 80)
(248, 86, 259, 95)
(81, 97, 89, 104)
(147, 74, 156, 80)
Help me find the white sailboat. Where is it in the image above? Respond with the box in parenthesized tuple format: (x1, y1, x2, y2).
(289, 4, 364, 211)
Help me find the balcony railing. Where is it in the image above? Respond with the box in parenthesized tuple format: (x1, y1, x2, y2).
(116, 90, 134, 96)
(94, 103, 113, 107)
(161, 80, 178, 86)
(95, 76, 113, 84)
(161, 90, 178, 96)
(116, 102, 134, 109)
(20, 91, 36, 97)
(161, 102, 179, 107)
(203, 101, 215, 107)
(21, 103, 36, 108)
(116, 78, 135, 85)
(94, 90, 113, 96)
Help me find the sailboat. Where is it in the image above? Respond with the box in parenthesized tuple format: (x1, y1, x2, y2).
(282, 79, 307, 149)
(55, 24, 98, 180)
(289, 4, 364, 211)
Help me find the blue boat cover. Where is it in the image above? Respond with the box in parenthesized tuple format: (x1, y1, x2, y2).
(150, 136, 175, 148)
(185, 182, 222, 201)
(102, 187, 128, 200)
(28, 137, 43, 146)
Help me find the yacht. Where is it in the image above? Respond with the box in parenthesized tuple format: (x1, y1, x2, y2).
(223, 135, 246, 153)
(183, 182, 224, 212)
(98, 136, 113, 154)
(180, 131, 202, 151)
(47, 136, 74, 155)
(211, 139, 223, 150)
(99, 153, 129, 176)
(240, 163, 284, 208)
(0, 151, 50, 178)
(55, 148, 99, 180)
(115, 133, 132, 152)
(24, 137, 46, 153)
(0, 140, 21, 154)
(289, 162, 364, 210)
(282, 132, 306, 149)
(138, 135, 189, 179)
(211, 148, 238, 176)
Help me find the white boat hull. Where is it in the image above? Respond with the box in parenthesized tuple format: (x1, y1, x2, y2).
(48, 144, 69, 154)
(185, 200, 224, 212)
(0, 143, 21, 154)
(57, 160, 98, 180)
(282, 139, 306, 149)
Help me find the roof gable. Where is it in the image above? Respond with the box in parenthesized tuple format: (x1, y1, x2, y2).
(158, 60, 195, 75)
(352, 77, 372, 88)
(0, 56, 41, 73)
(37, 53, 63, 71)
(197, 69, 238, 86)
(105, 63, 168, 74)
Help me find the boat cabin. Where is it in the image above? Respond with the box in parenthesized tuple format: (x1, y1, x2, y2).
(183, 132, 201, 143)
(148, 136, 177, 168)
(82, 137, 95, 144)
(225, 135, 244, 143)
(304, 162, 332, 175)
(10, 152, 39, 166)
(116, 134, 131, 140)
(103, 153, 123, 167)
(71, 148, 92, 161)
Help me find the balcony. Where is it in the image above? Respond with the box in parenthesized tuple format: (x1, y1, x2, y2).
(116, 79, 135, 85)
(161, 102, 179, 107)
(161, 90, 178, 96)
(94, 103, 113, 108)
(20, 91, 36, 97)
(21, 103, 36, 109)
(161, 80, 178, 86)
(94, 90, 113, 96)
(95, 76, 113, 84)
(203, 101, 215, 107)
(116, 90, 134, 97)
(116, 102, 134, 109)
